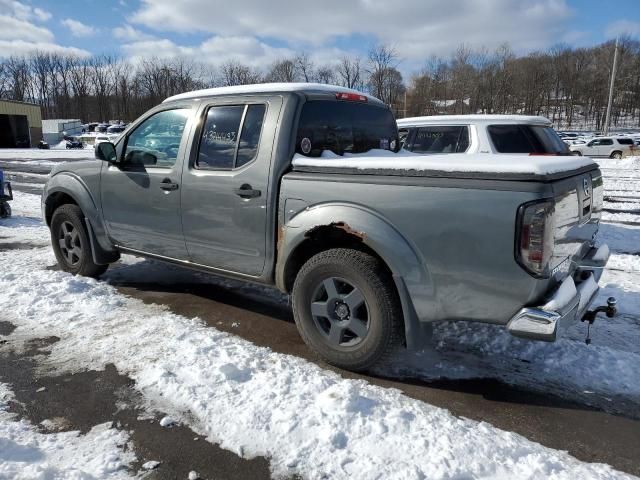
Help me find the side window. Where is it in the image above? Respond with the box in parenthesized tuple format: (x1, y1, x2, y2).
(236, 105, 266, 168)
(488, 125, 534, 153)
(124, 109, 189, 167)
(411, 126, 469, 154)
(197, 104, 265, 170)
(600, 139, 613, 146)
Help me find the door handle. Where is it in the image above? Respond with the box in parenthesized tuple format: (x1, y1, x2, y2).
(234, 183, 261, 199)
(160, 178, 179, 191)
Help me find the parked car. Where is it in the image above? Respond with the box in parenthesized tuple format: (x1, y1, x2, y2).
(65, 139, 84, 149)
(41, 84, 615, 371)
(569, 137, 636, 158)
(94, 135, 111, 145)
(106, 124, 126, 134)
(397, 115, 571, 155)
(37, 140, 50, 149)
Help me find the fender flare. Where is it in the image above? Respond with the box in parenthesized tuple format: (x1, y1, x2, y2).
(44, 172, 118, 261)
(277, 203, 438, 349)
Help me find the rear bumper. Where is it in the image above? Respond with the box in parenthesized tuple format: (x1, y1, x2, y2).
(507, 244, 609, 341)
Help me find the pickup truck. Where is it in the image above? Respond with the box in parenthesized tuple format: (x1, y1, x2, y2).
(42, 83, 615, 371)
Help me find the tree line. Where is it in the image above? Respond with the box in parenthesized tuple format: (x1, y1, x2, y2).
(0, 38, 638, 130)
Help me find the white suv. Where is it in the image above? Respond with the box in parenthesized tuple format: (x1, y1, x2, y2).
(568, 137, 636, 158)
(397, 115, 570, 155)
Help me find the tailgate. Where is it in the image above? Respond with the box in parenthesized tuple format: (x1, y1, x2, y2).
(549, 167, 602, 281)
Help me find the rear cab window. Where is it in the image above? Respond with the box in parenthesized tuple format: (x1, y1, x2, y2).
(196, 104, 266, 170)
(488, 124, 570, 154)
(295, 100, 399, 157)
(408, 126, 469, 154)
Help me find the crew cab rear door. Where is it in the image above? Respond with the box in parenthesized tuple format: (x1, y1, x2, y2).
(180, 96, 282, 276)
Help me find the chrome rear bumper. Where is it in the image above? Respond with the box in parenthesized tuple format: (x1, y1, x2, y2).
(507, 244, 610, 342)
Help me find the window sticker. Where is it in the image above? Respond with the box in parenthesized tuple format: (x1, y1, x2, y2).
(301, 137, 312, 154)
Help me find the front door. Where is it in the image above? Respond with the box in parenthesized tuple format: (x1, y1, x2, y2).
(101, 107, 193, 259)
(180, 97, 282, 276)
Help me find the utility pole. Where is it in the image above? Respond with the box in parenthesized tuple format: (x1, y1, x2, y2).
(604, 37, 619, 135)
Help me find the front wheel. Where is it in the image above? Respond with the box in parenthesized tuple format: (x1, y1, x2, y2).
(292, 248, 402, 371)
(50, 204, 108, 277)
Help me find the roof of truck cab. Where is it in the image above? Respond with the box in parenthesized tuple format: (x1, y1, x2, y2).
(397, 114, 552, 127)
(163, 83, 382, 104)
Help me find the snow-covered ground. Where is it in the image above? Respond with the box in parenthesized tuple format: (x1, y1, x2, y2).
(0, 383, 135, 479)
(0, 157, 638, 479)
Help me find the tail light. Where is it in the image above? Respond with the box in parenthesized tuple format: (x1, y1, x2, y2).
(516, 199, 555, 277)
(335, 92, 368, 102)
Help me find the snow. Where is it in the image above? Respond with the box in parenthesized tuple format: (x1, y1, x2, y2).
(0, 148, 93, 161)
(188, 471, 200, 480)
(0, 193, 636, 479)
(0, 383, 135, 479)
(398, 114, 552, 126)
(159, 416, 176, 427)
(292, 149, 596, 176)
(164, 82, 377, 103)
(542, 276, 577, 311)
(142, 460, 160, 470)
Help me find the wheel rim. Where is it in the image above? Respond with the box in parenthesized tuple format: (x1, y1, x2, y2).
(310, 277, 370, 347)
(58, 220, 83, 266)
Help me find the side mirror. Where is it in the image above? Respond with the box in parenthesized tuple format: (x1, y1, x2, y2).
(95, 142, 117, 163)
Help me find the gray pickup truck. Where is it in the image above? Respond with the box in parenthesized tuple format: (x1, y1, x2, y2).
(42, 83, 615, 371)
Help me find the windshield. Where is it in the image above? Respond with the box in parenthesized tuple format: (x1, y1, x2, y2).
(296, 101, 399, 157)
(488, 124, 570, 154)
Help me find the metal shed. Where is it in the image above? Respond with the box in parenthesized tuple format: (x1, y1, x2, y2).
(0, 99, 43, 148)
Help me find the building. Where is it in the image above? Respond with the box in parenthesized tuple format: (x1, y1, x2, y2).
(42, 119, 83, 146)
(0, 99, 43, 148)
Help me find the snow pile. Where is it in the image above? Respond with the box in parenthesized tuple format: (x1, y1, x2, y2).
(0, 383, 135, 479)
(0, 252, 634, 477)
(292, 149, 596, 175)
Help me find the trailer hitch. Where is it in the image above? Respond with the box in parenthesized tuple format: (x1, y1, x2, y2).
(581, 297, 617, 345)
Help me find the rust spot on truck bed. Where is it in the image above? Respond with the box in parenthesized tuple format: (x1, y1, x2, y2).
(305, 222, 366, 242)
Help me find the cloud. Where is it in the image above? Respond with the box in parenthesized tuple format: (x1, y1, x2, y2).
(0, 0, 51, 22)
(33, 8, 52, 22)
(0, 3, 89, 57)
(113, 24, 155, 42)
(0, 15, 54, 42)
(605, 20, 640, 39)
(121, 35, 297, 69)
(61, 18, 97, 37)
(131, 0, 576, 63)
(0, 40, 91, 58)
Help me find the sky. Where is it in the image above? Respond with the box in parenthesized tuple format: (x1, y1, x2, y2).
(1, 0, 639, 75)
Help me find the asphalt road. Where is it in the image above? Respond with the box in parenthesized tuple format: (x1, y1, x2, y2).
(2, 154, 640, 477)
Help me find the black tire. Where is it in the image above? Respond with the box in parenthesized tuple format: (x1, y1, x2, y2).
(574, 151, 582, 156)
(0, 202, 10, 218)
(610, 151, 622, 159)
(291, 248, 403, 371)
(50, 204, 108, 278)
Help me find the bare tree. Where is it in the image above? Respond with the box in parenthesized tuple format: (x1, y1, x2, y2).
(265, 58, 297, 82)
(336, 55, 363, 89)
(220, 61, 262, 86)
(294, 52, 314, 82)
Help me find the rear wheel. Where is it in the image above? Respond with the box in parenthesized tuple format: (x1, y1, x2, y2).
(51, 204, 108, 277)
(291, 248, 402, 371)
(610, 151, 622, 159)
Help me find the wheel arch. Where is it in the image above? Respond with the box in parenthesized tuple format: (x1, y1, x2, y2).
(276, 204, 436, 349)
(44, 173, 118, 262)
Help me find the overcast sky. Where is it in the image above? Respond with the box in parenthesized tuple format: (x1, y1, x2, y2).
(1, 0, 639, 75)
